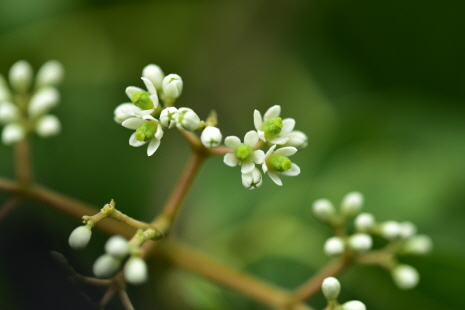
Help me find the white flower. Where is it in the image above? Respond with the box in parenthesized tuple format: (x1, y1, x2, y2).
(340, 192, 363, 217)
(312, 199, 336, 223)
(380, 221, 402, 240)
(36, 114, 61, 137)
(105, 235, 129, 258)
(0, 101, 19, 124)
(392, 264, 419, 289)
(253, 105, 295, 145)
(241, 167, 263, 190)
(354, 213, 376, 232)
(322, 277, 340, 301)
(2, 123, 25, 145)
(341, 300, 366, 310)
(122, 115, 164, 156)
(123, 77, 159, 117)
(176, 107, 200, 131)
(68, 225, 92, 250)
(223, 131, 265, 174)
(9, 60, 33, 93)
(93, 254, 122, 278)
(160, 107, 179, 128)
(400, 234, 433, 255)
(142, 64, 164, 91)
(35, 60, 64, 88)
(162, 74, 183, 100)
(114, 103, 136, 124)
(281, 130, 308, 149)
(262, 145, 300, 186)
(399, 221, 417, 239)
(124, 256, 148, 285)
(28, 87, 60, 118)
(348, 233, 372, 252)
(201, 126, 222, 148)
(324, 236, 345, 256)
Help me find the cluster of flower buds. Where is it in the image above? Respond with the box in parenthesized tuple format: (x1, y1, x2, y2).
(312, 192, 432, 290)
(0, 60, 63, 145)
(322, 277, 366, 310)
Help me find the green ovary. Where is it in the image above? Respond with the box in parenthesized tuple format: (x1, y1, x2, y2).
(135, 122, 157, 142)
(235, 144, 253, 162)
(131, 91, 154, 110)
(267, 154, 292, 172)
(263, 117, 283, 138)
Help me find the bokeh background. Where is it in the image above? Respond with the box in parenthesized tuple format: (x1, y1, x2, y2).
(1, 0, 464, 309)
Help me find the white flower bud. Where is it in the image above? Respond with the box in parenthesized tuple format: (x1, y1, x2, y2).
(380, 221, 402, 240)
(162, 74, 183, 100)
(124, 256, 148, 285)
(176, 107, 200, 131)
(68, 225, 92, 250)
(35, 60, 64, 88)
(282, 130, 308, 149)
(322, 277, 340, 301)
(340, 192, 363, 217)
(392, 264, 419, 289)
(354, 213, 375, 232)
(93, 254, 122, 278)
(312, 199, 335, 223)
(242, 167, 263, 190)
(28, 87, 60, 118)
(399, 221, 417, 239)
(159, 107, 179, 128)
(0, 102, 19, 124)
(113, 103, 135, 124)
(105, 235, 129, 258)
(143, 64, 164, 91)
(9, 60, 33, 93)
(400, 234, 433, 255)
(201, 126, 222, 148)
(2, 123, 25, 145)
(341, 300, 366, 310)
(348, 233, 372, 252)
(36, 114, 61, 137)
(324, 236, 345, 257)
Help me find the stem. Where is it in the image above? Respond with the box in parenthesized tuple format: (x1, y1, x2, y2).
(0, 196, 22, 221)
(118, 290, 135, 310)
(15, 138, 33, 186)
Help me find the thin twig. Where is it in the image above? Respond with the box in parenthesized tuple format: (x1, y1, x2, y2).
(15, 138, 33, 187)
(118, 290, 135, 310)
(99, 286, 117, 308)
(0, 196, 22, 221)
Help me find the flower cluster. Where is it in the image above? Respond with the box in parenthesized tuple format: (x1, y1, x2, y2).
(0, 60, 64, 145)
(312, 192, 432, 290)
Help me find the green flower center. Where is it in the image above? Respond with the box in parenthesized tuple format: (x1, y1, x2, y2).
(235, 144, 253, 162)
(263, 117, 283, 138)
(135, 122, 157, 142)
(267, 154, 292, 172)
(131, 91, 154, 110)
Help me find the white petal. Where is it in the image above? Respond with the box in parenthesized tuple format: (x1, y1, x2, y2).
(225, 136, 241, 150)
(252, 150, 265, 164)
(244, 131, 259, 147)
(141, 77, 157, 95)
(274, 146, 297, 156)
(264, 105, 281, 121)
(142, 114, 157, 122)
(241, 172, 253, 188)
(262, 162, 268, 173)
(155, 124, 164, 140)
(122, 118, 146, 130)
(147, 138, 161, 156)
(149, 94, 159, 110)
(129, 132, 147, 147)
(224, 153, 239, 167)
(241, 161, 255, 174)
(253, 110, 263, 130)
(125, 86, 143, 100)
(257, 130, 266, 142)
(281, 163, 300, 176)
(265, 144, 277, 159)
(134, 108, 154, 117)
(268, 171, 283, 186)
(121, 104, 139, 116)
(268, 136, 289, 145)
(281, 118, 295, 135)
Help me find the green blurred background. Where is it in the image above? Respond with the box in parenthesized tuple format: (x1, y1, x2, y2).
(1, 0, 464, 309)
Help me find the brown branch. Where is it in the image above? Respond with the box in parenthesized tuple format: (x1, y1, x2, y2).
(15, 138, 33, 186)
(0, 196, 22, 221)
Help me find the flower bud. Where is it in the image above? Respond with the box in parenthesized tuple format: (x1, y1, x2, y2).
(93, 254, 122, 278)
(348, 233, 372, 252)
(391, 264, 419, 289)
(28, 87, 60, 118)
(35, 60, 64, 88)
(312, 199, 336, 223)
(105, 235, 129, 258)
(162, 74, 183, 100)
(36, 114, 61, 137)
(322, 277, 340, 301)
(176, 107, 200, 131)
(114, 103, 135, 124)
(0, 102, 19, 124)
(124, 256, 148, 285)
(324, 236, 345, 257)
(340, 192, 363, 217)
(341, 300, 366, 310)
(160, 107, 179, 128)
(2, 123, 25, 145)
(399, 221, 417, 239)
(143, 64, 164, 91)
(282, 130, 308, 149)
(242, 167, 263, 190)
(201, 126, 222, 148)
(380, 221, 402, 240)
(400, 234, 433, 255)
(68, 225, 92, 250)
(9, 60, 33, 93)
(354, 213, 375, 232)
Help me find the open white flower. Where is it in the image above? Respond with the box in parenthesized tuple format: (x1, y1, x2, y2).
(120, 77, 159, 119)
(262, 145, 300, 186)
(254, 105, 295, 145)
(224, 131, 265, 174)
(122, 115, 164, 156)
